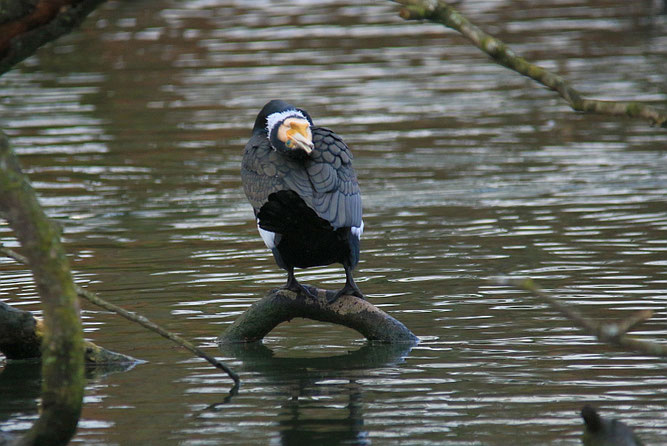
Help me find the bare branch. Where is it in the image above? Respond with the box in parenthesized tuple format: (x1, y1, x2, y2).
(499, 277, 667, 357)
(1, 244, 240, 389)
(0, 299, 138, 366)
(76, 286, 240, 389)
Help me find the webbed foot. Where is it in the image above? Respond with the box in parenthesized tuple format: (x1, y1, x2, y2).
(328, 282, 364, 304)
(283, 269, 319, 299)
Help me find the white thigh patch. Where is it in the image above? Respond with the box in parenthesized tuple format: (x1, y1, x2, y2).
(257, 222, 276, 249)
(351, 220, 364, 239)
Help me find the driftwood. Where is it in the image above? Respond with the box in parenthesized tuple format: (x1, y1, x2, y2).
(0, 301, 41, 360)
(0, 300, 137, 366)
(394, 0, 667, 128)
(219, 288, 419, 345)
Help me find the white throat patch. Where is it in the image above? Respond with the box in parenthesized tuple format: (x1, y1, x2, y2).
(266, 109, 307, 136)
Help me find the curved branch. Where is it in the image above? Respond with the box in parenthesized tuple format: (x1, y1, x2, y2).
(218, 288, 419, 345)
(0, 131, 83, 445)
(395, 0, 667, 128)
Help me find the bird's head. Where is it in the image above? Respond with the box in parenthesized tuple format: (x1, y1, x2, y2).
(254, 100, 314, 157)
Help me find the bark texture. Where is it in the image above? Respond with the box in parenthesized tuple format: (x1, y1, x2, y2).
(219, 288, 419, 345)
(0, 300, 138, 365)
(0, 131, 83, 446)
(0, 0, 106, 75)
(0, 301, 42, 360)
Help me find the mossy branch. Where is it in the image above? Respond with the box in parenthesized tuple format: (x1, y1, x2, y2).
(0, 131, 84, 445)
(219, 288, 419, 345)
(395, 0, 667, 128)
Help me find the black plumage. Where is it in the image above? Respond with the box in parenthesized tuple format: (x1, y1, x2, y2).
(241, 100, 363, 302)
(581, 405, 643, 446)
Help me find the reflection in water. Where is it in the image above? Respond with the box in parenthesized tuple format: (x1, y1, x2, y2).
(1, 0, 666, 444)
(0, 362, 40, 430)
(216, 342, 413, 445)
(279, 380, 366, 446)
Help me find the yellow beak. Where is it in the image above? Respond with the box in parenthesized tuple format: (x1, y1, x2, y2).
(286, 121, 313, 154)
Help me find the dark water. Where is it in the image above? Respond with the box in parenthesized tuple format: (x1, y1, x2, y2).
(1, 0, 667, 444)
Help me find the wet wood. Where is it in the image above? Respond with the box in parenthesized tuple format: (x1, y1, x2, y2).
(219, 288, 419, 345)
(0, 300, 138, 365)
(1, 244, 239, 387)
(0, 130, 84, 445)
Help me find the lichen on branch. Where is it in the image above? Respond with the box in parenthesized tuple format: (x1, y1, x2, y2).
(395, 0, 667, 128)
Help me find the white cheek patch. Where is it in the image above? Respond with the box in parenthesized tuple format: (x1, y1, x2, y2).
(351, 220, 364, 240)
(266, 109, 306, 136)
(257, 222, 276, 249)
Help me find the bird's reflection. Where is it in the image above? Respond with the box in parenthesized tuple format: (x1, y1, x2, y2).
(216, 341, 414, 446)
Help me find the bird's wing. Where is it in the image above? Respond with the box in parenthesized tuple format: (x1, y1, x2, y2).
(304, 127, 362, 229)
(241, 129, 362, 230)
(241, 134, 312, 215)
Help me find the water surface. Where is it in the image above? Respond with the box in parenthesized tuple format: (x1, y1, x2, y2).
(1, 0, 666, 444)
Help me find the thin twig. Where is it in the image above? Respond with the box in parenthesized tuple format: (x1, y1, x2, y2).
(1, 244, 240, 389)
(498, 277, 667, 357)
(394, 0, 667, 128)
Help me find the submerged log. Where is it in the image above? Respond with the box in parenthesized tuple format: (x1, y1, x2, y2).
(0, 298, 138, 366)
(218, 288, 419, 345)
(0, 301, 41, 360)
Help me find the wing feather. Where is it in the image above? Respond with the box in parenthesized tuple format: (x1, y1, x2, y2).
(241, 127, 362, 230)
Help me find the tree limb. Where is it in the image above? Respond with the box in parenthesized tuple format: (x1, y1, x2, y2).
(75, 285, 240, 390)
(394, 0, 667, 128)
(0, 131, 83, 445)
(219, 288, 419, 345)
(499, 277, 667, 357)
(0, 0, 107, 75)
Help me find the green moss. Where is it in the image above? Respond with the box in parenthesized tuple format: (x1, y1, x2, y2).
(625, 102, 642, 117)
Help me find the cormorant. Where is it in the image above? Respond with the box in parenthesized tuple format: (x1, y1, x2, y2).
(241, 100, 364, 302)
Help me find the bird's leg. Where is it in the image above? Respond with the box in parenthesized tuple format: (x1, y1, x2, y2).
(329, 264, 364, 303)
(283, 267, 318, 299)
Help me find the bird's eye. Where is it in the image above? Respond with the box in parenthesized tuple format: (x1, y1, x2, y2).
(285, 139, 293, 148)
